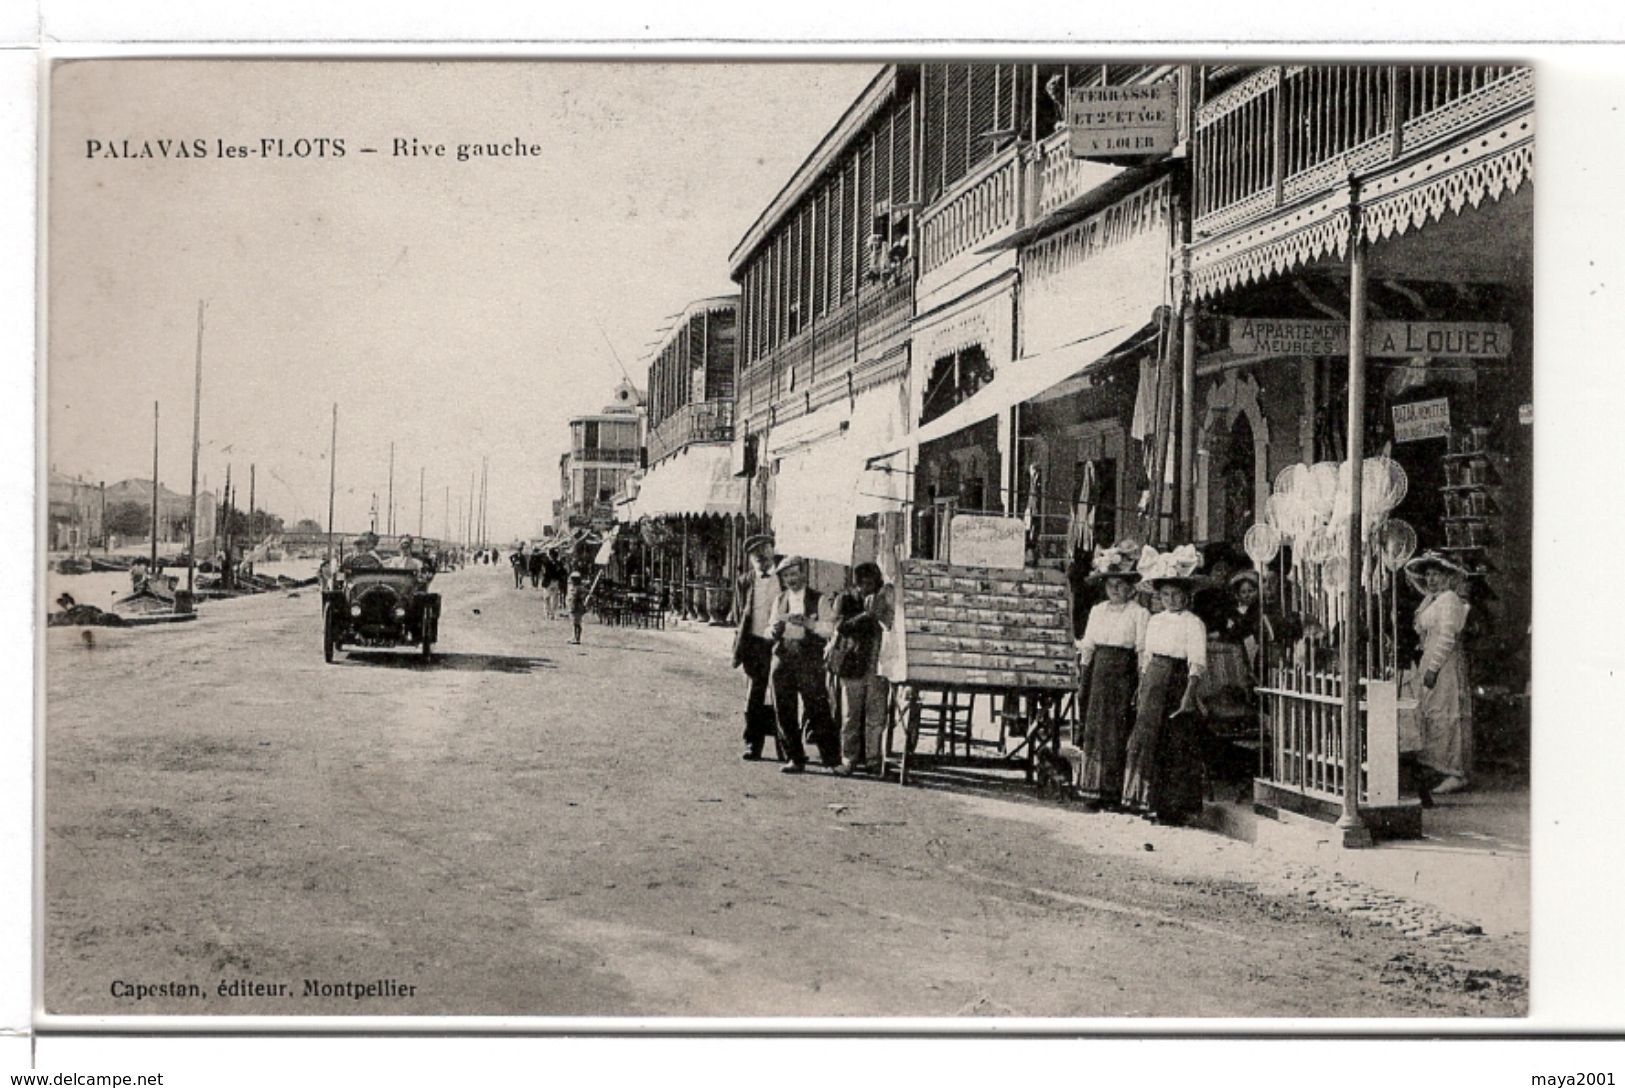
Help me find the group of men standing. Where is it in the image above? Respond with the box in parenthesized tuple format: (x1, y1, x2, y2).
(731, 533, 896, 777)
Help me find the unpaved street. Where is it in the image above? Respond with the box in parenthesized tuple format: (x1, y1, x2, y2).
(44, 565, 1526, 1018)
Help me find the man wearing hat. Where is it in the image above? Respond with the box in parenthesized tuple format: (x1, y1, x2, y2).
(352, 531, 383, 567)
(766, 555, 840, 773)
(732, 533, 783, 761)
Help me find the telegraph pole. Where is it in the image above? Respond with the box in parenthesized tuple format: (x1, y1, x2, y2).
(326, 404, 338, 563)
(185, 301, 205, 598)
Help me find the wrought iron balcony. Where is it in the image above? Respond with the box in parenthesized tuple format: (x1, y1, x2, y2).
(1192, 64, 1533, 235)
(647, 400, 735, 465)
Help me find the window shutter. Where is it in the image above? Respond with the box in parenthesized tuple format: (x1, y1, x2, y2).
(967, 64, 996, 169)
(922, 64, 944, 201)
(944, 63, 968, 186)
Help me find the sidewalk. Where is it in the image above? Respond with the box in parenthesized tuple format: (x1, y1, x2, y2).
(640, 614, 1529, 939)
(1202, 770, 1530, 937)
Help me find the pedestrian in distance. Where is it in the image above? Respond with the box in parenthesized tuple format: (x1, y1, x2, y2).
(566, 571, 591, 645)
(732, 533, 783, 762)
(512, 546, 527, 589)
(767, 556, 840, 773)
(828, 561, 895, 776)
(541, 554, 563, 620)
(528, 547, 544, 588)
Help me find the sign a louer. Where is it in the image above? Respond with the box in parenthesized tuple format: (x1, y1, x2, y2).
(1228, 318, 1513, 359)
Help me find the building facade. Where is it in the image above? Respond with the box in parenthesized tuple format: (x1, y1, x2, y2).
(630, 296, 744, 620)
(551, 379, 646, 535)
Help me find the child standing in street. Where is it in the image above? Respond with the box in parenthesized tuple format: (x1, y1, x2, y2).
(566, 571, 590, 645)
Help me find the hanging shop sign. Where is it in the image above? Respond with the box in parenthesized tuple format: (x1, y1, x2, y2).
(1392, 398, 1452, 443)
(1227, 318, 1514, 359)
(948, 514, 1027, 570)
(1067, 84, 1177, 159)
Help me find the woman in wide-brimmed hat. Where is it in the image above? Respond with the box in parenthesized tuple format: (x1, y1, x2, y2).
(1073, 542, 1151, 809)
(1120, 545, 1210, 825)
(1403, 551, 1475, 795)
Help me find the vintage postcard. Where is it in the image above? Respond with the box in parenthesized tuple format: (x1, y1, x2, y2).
(39, 55, 1537, 1023)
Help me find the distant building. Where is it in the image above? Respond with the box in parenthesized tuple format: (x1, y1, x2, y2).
(46, 472, 102, 551)
(551, 379, 646, 535)
(103, 478, 218, 548)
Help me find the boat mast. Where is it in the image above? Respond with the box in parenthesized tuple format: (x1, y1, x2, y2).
(150, 401, 159, 569)
(186, 301, 204, 597)
(248, 463, 256, 558)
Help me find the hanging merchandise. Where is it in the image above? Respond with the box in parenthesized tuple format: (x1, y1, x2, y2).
(1243, 523, 1281, 566)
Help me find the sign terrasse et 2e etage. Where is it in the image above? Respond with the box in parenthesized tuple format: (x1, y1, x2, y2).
(1067, 83, 1178, 158)
(1227, 318, 1514, 359)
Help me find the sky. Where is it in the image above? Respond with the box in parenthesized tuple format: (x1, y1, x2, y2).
(45, 60, 877, 542)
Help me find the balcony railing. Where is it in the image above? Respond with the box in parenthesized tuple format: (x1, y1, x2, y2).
(919, 146, 1023, 275)
(1193, 64, 1532, 232)
(736, 267, 914, 431)
(647, 400, 735, 464)
(570, 446, 641, 466)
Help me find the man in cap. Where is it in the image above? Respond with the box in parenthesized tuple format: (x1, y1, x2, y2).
(350, 531, 383, 568)
(732, 533, 782, 761)
(767, 555, 840, 773)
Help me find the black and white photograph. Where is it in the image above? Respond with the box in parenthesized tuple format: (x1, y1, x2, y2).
(36, 53, 1544, 1027)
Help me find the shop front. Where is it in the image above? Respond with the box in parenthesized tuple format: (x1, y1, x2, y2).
(1184, 64, 1533, 840)
(627, 444, 747, 623)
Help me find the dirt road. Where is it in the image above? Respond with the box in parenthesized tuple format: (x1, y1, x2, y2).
(43, 565, 1527, 1018)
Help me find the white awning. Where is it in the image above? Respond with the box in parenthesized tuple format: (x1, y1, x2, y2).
(632, 445, 746, 519)
(911, 323, 1148, 448)
(593, 525, 619, 567)
(771, 385, 908, 565)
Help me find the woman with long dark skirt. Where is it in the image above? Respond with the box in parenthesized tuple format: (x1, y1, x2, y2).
(1074, 546, 1149, 810)
(1121, 545, 1209, 826)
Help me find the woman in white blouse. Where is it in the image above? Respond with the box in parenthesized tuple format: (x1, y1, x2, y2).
(1074, 547, 1150, 810)
(1121, 546, 1210, 825)
(1404, 552, 1475, 795)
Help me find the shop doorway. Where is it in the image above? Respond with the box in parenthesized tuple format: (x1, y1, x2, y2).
(1195, 370, 1271, 545)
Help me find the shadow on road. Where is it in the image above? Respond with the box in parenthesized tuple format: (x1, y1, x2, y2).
(335, 651, 555, 673)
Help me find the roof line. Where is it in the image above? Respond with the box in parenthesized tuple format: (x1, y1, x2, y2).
(727, 64, 898, 277)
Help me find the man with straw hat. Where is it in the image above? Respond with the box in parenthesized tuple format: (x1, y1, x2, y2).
(732, 533, 783, 762)
(1403, 551, 1475, 796)
(766, 555, 840, 773)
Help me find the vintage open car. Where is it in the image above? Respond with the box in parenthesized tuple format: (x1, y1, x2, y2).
(322, 554, 440, 663)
